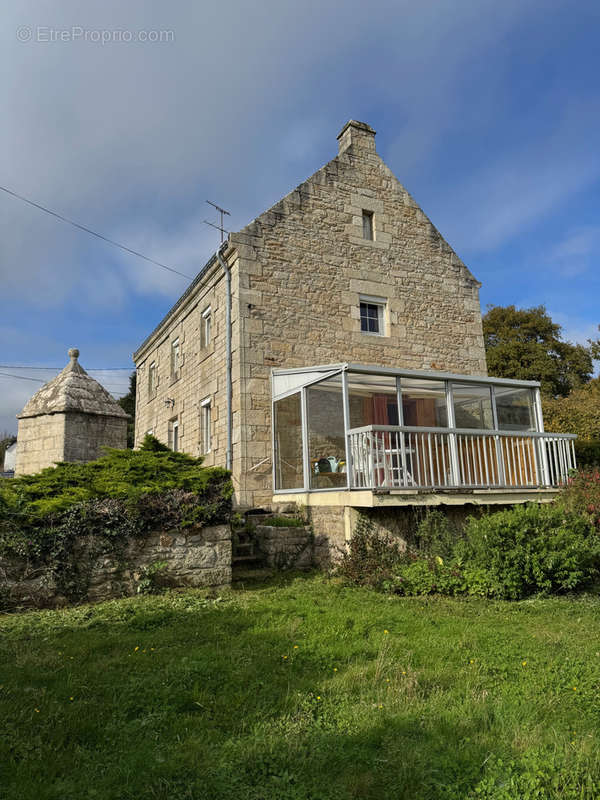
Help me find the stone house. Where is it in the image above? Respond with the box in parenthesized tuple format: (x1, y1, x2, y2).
(15, 349, 128, 475)
(133, 120, 575, 557)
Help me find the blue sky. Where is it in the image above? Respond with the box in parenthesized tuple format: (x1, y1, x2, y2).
(1, 0, 599, 433)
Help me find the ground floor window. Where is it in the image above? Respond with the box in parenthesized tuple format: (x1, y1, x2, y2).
(168, 418, 179, 452)
(200, 398, 212, 454)
(274, 392, 303, 490)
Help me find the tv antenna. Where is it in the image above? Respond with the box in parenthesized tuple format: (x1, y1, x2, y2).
(204, 200, 230, 244)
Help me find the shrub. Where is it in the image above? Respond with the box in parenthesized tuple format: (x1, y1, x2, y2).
(456, 504, 599, 599)
(413, 509, 460, 559)
(0, 437, 233, 603)
(575, 439, 600, 467)
(557, 467, 600, 531)
(339, 505, 600, 600)
(337, 515, 405, 587)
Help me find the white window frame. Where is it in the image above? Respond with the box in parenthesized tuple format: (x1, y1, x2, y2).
(200, 397, 212, 454)
(359, 295, 387, 336)
(171, 337, 180, 379)
(148, 361, 157, 396)
(169, 418, 179, 452)
(201, 306, 212, 349)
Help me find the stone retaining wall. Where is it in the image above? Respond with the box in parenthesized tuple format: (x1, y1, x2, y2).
(0, 524, 231, 610)
(254, 524, 314, 569)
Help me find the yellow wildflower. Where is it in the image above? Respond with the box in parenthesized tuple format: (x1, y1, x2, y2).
(383, 629, 389, 634)
(134, 646, 139, 652)
(522, 661, 527, 667)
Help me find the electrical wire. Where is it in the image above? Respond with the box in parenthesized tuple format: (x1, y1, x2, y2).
(0, 184, 194, 280)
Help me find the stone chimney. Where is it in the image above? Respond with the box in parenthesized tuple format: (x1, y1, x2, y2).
(337, 120, 376, 154)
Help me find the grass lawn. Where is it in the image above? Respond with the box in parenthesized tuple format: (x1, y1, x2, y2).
(1, 573, 600, 799)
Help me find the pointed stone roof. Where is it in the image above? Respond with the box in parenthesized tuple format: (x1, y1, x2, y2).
(17, 349, 130, 420)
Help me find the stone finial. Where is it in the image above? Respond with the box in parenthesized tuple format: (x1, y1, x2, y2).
(68, 348, 80, 361)
(337, 120, 376, 154)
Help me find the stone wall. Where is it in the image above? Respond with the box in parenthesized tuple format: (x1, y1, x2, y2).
(0, 524, 231, 610)
(63, 413, 127, 463)
(15, 413, 66, 475)
(253, 524, 314, 569)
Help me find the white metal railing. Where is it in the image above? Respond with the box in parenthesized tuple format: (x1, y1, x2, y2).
(348, 425, 577, 491)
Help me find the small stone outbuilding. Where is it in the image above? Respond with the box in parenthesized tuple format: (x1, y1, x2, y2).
(15, 348, 129, 476)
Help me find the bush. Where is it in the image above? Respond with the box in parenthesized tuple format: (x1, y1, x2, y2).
(556, 467, 600, 531)
(0, 435, 231, 518)
(456, 504, 599, 599)
(337, 515, 405, 587)
(413, 509, 460, 559)
(339, 505, 600, 600)
(0, 437, 233, 602)
(575, 439, 600, 467)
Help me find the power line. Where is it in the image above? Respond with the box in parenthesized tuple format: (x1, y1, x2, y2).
(0, 371, 44, 383)
(0, 184, 194, 281)
(0, 372, 129, 391)
(0, 365, 133, 371)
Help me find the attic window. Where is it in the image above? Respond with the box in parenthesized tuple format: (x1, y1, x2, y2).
(360, 296, 386, 336)
(362, 210, 374, 241)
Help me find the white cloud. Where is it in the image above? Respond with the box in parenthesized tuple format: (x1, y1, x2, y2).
(547, 226, 600, 277)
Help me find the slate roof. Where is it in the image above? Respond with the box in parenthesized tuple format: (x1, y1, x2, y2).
(17, 349, 129, 420)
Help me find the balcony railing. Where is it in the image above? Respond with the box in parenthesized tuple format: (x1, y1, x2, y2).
(348, 426, 577, 491)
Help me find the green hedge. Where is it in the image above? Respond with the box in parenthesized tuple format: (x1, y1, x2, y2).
(0, 436, 233, 603)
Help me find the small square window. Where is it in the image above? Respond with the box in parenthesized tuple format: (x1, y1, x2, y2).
(359, 298, 386, 335)
(362, 210, 374, 241)
(201, 307, 212, 349)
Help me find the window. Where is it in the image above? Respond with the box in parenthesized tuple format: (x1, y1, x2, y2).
(273, 392, 303, 490)
(200, 398, 212, 454)
(168, 418, 179, 452)
(400, 378, 448, 428)
(451, 383, 493, 429)
(307, 376, 346, 489)
(148, 362, 157, 396)
(201, 306, 212, 349)
(362, 210, 374, 240)
(171, 338, 180, 379)
(494, 387, 536, 432)
(359, 296, 386, 335)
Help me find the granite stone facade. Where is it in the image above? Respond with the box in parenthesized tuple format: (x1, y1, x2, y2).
(133, 120, 487, 514)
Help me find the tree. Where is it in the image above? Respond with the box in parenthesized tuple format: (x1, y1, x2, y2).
(542, 378, 600, 440)
(118, 372, 136, 448)
(483, 305, 599, 397)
